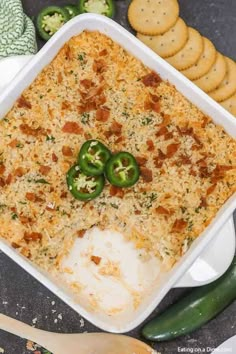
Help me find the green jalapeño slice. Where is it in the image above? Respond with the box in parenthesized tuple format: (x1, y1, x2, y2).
(78, 0, 115, 18)
(36, 6, 70, 41)
(78, 140, 112, 176)
(105, 152, 140, 188)
(67, 164, 105, 201)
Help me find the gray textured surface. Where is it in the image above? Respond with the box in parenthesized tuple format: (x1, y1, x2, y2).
(0, 0, 236, 353)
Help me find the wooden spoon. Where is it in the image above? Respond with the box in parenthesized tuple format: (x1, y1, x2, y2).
(0, 314, 156, 354)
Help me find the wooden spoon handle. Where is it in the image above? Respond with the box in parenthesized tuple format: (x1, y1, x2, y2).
(0, 313, 54, 350)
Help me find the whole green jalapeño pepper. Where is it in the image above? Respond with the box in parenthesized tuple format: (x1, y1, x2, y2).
(105, 152, 140, 188)
(36, 6, 70, 41)
(78, 140, 112, 176)
(67, 164, 105, 201)
(78, 0, 115, 18)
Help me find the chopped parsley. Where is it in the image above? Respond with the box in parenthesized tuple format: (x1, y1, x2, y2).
(78, 53, 85, 61)
(110, 203, 118, 209)
(11, 213, 18, 220)
(122, 111, 130, 118)
(35, 178, 50, 184)
(81, 112, 90, 124)
(141, 117, 153, 126)
(144, 192, 158, 209)
(46, 135, 55, 142)
(16, 143, 24, 148)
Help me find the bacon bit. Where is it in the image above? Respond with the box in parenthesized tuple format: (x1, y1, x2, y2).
(19, 124, 47, 137)
(11, 242, 20, 249)
(155, 206, 173, 216)
(158, 114, 171, 127)
(210, 165, 233, 184)
(65, 44, 73, 60)
(77, 229, 86, 238)
(14, 167, 25, 177)
(62, 146, 73, 157)
(144, 99, 160, 113)
(192, 133, 202, 147)
(86, 85, 104, 100)
(191, 144, 201, 151)
(104, 130, 112, 139)
(57, 72, 63, 84)
(215, 165, 234, 172)
(80, 79, 93, 89)
(166, 143, 180, 158)
(109, 185, 125, 198)
(62, 121, 83, 134)
(156, 126, 168, 137)
(99, 49, 108, 56)
(136, 156, 148, 166)
(11, 207, 17, 213)
(196, 158, 207, 167)
(60, 191, 67, 198)
(165, 132, 174, 140)
(5, 174, 12, 185)
(171, 219, 187, 233)
(78, 101, 96, 113)
(135, 210, 141, 215)
(142, 71, 162, 87)
(151, 101, 161, 113)
(46, 205, 55, 212)
(199, 166, 211, 178)
(93, 59, 106, 74)
(0, 164, 5, 175)
(190, 167, 197, 176)
(146, 139, 155, 151)
(17, 95, 32, 109)
(177, 154, 191, 165)
(52, 152, 58, 162)
(95, 92, 106, 107)
(177, 126, 193, 136)
(39, 165, 51, 176)
(150, 94, 159, 102)
(8, 139, 20, 148)
(61, 101, 71, 110)
(140, 167, 153, 182)
(84, 132, 92, 140)
(115, 136, 124, 144)
(144, 100, 152, 111)
(0, 177, 5, 187)
(96, 107, 110, 122)
(19, 216, 33, 225)
(24, 232, 42, 241)
(201, 116, 210, 128)
(26, 193, 44, 203)
(153, 156, 163, 168)
(200, 197, 207, 208)
(158, 149, 166, 160)
(110, 121, 122, 136)
(91, 255, 101, 265)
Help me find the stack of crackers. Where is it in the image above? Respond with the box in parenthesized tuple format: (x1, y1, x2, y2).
(128, 0, 236, 117)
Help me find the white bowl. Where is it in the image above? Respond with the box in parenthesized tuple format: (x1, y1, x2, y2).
(0, 14, 235, 333)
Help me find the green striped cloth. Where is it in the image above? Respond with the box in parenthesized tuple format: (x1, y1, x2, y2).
(0, 0, 37, 58)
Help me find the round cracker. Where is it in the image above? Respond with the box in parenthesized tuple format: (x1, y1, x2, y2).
(137, 18, 188, 58)
(166, 27, 204, 70)
(128, 0, 179, 35)
(181, 37, 216, 80)
(193, 52, 227, 93)
(221, 93, 236, 117)
(209, 57, 236, 102)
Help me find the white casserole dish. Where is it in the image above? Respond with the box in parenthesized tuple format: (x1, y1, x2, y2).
(0, 14, 235, 333)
